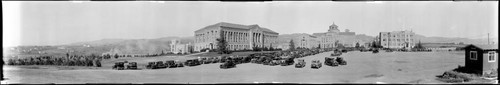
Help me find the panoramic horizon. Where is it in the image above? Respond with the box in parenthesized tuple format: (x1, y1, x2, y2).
(3, 1, 499, 84)
(3, 1, 498, 47)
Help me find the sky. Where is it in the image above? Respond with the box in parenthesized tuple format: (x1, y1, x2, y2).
(3, 1, 498, 47)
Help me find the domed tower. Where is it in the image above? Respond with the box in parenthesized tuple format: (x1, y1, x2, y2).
(328, 21, 340, 33)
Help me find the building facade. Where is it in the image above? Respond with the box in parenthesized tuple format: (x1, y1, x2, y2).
(277, 21, 371, 49)
(277, 33, 319, 50)
(312, 22, 369, 48)
(464, 44, 498, 76)
(194, 22, 279, 52)
(170, 39, 192, 54)
(378, 30, 416, 49)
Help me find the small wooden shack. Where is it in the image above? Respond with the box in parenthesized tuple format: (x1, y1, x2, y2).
(464, 44, 498, 76)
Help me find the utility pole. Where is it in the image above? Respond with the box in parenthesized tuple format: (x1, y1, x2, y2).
(488, 33, 490, 44)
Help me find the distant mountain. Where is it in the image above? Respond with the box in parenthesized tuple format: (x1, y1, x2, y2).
(7, 33, 495, 57)
(59, 36, 195, 55)
(413, 34, 497, 45)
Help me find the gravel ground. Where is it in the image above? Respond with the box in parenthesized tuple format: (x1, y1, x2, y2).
(2, 51, 467, 84)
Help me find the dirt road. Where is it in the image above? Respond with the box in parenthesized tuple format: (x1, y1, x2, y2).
(2, 51, 465, 84)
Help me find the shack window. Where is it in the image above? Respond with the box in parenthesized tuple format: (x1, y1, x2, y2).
(488, 51, 496, 62)
(470, 51, 477, 60)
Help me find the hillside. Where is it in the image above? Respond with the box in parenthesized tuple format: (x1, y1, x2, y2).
(413, 34, 497, 45)
(5, 33, 496, 57)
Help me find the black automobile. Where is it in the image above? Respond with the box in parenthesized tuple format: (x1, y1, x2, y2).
(270, 60, 280, 66)
(200, 57, 209, 64)
(185, 59, 200, 66)
(331, 51, 342, 56)
(220, 60, 236, 69)
(341, 49, 348, 53)
(113, 62, 125, 70)
(156, 61, 167, 68)
(165, 60, 176, 68)
(127, 62, 138, 69)
(175, 60, 184, 67)
(311, 60, 322, 69)
(336, 57, 347, 65)
(372, 49, 379, 53)
(212, 57, 219, 63)
(146, 62, 156, 69)
(324, 57, 339, 66)
(220, 56, 229, 63)
(386, 49, 393, 52)
(280, 58, 295, 66)
(295, 59, 306, 68)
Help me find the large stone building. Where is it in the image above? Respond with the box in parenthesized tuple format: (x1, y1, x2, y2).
(170, 39, 192, 54)
(277, 33, 319, 50)
(194, 22, 279, 52)
(378, 30, 416, 49)
(312, 22, 370, 48)
(277, 21, 372, 50)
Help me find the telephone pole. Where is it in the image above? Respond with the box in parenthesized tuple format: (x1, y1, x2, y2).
(487, 33, 490, 44)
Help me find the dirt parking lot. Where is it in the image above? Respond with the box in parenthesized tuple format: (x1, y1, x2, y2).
(2, 51, 466, 84)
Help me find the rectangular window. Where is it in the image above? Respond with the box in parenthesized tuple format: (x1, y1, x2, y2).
(488, 52, 496, 62)
(470, 51, 477, 60)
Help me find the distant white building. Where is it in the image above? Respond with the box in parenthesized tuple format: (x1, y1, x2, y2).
(378, 30, 416, 49)
(170, 39, 192, 54)
(194, 22, 279, 52)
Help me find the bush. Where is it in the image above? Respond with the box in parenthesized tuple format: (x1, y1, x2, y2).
(436, 71, 474, 83)
(200, 48, 210, 52)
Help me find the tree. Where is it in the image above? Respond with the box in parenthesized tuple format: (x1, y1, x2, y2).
(114, 53, 119, 59)
(414, 40, 424, 49)
(371, 41, 377, 48)
(355, 42, 360, 48)
(289, 40, 295, 51)
(264, 47, 269, 51)
(217, 32, 231, 54)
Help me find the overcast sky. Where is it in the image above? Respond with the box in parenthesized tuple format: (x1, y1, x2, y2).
(3, 1, 498, 46)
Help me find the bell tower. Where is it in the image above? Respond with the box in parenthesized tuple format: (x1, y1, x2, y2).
(328, 21, 340, 33)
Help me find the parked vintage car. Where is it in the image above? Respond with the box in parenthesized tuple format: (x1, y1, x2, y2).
(386, 49, 393, 52)
(341, 49, 348, 53)
(331, 51, 342, 56)
(220, 56, 229, 63)
(146, 62, 156, 69)
(113, 62, 125, 70)
(324, 57, 339, 66)
(127, 62, 138, 69)
(336, 57, 347, 65)
(295, 59, 306, 68)
(165, 60, 176, 68)
(270, 60, 280, 66)
(212, 57, 219, 63)
(155, 61, 167, 68)
(311, 60, 322, 69)
(372, 49, 379, 53)
(280, 58, 295, 66)
(185, 59, 201, 66)
(175, 60, 184, 67)
(220, 60, 236, 69)
(200, 57, 210, 64)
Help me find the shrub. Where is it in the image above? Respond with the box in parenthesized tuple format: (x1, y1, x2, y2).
(436, 71, 474, 83)
(200, 48, 210, 52)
